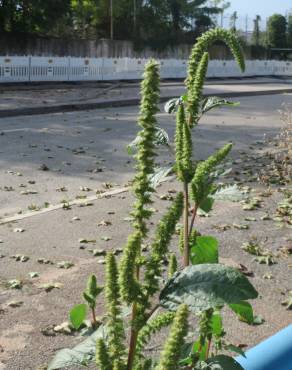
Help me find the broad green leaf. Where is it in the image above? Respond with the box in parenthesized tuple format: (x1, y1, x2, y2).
(201, 97, 239, 115)
(149, 166, 173, 189)
(205, 355, 244, 370)
(199, 197, 214, 213)
(224, 344, 246, 358)
(153, 127, 170, 147)
(164, 97, 183, 113)
(229, 301, 254, 324)
(127, 127, 170, 155)
(211, 312, 223, 336)
(48, 325, 107, 369)
(190, 236, 219, 265)
(212, 185, 247, 202)
(70, 304, 87, 330)
(160, 264, 258, 313)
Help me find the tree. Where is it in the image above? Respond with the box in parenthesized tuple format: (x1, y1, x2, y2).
(209, 0, 230, 27)
(267, 13, 287, 48)
(287, 14, 292, 47)
(0, 0, 71, 35)
(252, 15, 261, 46)
(0, 0, 234, 48)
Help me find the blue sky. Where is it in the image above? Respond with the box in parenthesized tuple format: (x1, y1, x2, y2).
(217, 0, 292, 30)
(228, 0, 292, 18)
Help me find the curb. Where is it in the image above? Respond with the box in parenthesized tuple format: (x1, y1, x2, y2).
(0, 186, 129, 225)
(1, 88, 292, 118)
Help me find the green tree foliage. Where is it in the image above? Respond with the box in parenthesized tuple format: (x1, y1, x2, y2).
(267, 14, 287, 48)
(252, 15, 261, 46)
(0, 0, 227, 48)
(287, 14, 292, 48)
(0, 0, 71, 35)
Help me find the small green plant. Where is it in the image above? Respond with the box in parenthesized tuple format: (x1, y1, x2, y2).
(49, 29, 258, 370)
(69, 274, 103, 330)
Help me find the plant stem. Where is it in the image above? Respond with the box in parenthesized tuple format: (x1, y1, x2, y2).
(183, 181, 189, 267)
(127, 303, 138, 370)
(91, 307, 97, 328)
(146, 304, 160, 321)
(206, 338, 212, 360)
(127, 263, 141, 370)
(188, 204, 198, 237)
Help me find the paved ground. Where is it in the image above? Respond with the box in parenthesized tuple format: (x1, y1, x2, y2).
(1, 77, 292, 112)
(0, 93, 290, 219)
(0, 89, 291, 369)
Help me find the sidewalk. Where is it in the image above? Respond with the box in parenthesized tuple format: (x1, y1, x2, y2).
(1, 77, 292, 118)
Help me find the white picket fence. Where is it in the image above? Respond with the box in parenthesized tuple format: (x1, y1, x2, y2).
(0, 56, 292, 83)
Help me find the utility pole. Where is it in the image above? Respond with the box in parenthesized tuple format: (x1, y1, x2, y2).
(245, 14, 248, 42)
(110, 0, 114, 40)
(133, 0, 137, 33)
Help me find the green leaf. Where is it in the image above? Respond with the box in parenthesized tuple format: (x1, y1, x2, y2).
(224, 344, 246, 358)
(193, 339, 208, 361)
(70, 304, 87, 330)
(164, 97, 182, 113)
(48, 326, 107, 369)
(149, 166, 173, 189)
(86, 274, 103, 299)
(154, 127, 170, 146)
(201, 97, 240, 116)
(205, 355, 244, 370)
(229, 301, 254, 324)
(211, 312, 223, 336)
(160, 264, 258, 313)
(212, 185, 247, 202)
(190, 236, 219, 265)
(179, 342, 194, 365)
(83, 292, 96, 309)
(199, 197, 214, 213)
(127, 127, 170, 155)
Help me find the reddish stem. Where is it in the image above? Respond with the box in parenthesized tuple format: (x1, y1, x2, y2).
(188, 204, 198, 237)
(127, 303, 138, 370)
(206, 338, 212, 360)
(183, 181, 189, 267)
(91, 307, 97, 328)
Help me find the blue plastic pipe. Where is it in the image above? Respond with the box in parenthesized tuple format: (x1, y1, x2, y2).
(236, 325, 292, 370)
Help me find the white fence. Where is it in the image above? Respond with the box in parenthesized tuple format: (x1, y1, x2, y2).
(1, 56, 292, 83)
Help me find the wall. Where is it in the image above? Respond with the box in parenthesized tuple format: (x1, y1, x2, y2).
(0, 33, 253, 59)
